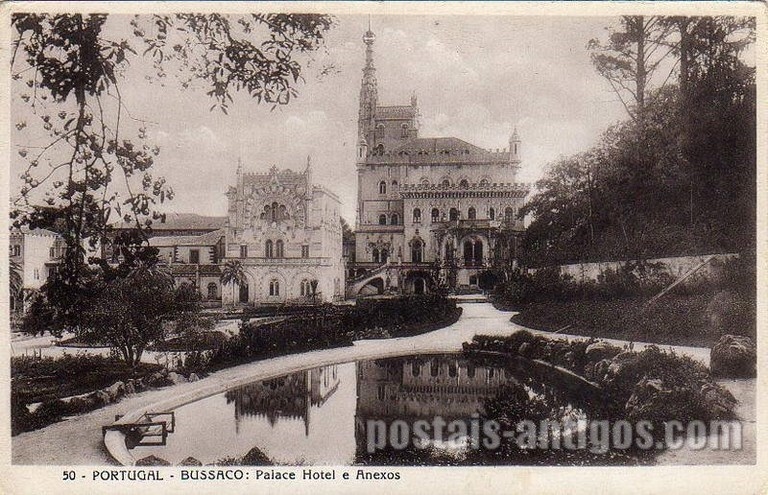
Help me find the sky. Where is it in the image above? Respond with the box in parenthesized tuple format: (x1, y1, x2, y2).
(11, 14, 631, 224)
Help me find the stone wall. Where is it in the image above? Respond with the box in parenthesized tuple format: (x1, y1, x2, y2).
(540, 253, 739, 284)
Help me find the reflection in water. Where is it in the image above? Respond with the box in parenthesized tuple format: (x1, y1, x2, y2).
(130, 354, 611, 466)
(227, 365, 340, 435)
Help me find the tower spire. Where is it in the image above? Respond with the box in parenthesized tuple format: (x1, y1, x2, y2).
(359, 20, 378, 146)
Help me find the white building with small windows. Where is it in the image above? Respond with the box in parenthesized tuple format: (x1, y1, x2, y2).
(221, 161, 345, 305)
(9, 227, 67, 313)
(350, 27, 530, 295)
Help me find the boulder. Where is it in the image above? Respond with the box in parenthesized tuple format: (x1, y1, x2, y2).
(124, 380, 136, 395)
(584, 358, 612, 382)
(240, 447, 273, 466)
(167, 372, 187, 385)
(710, 334, 756, 378)
(136, 455, 171, 466)
(187, 373, 200, 383)
(585, 341, 622, 362)
(178, 456, 203, 466)
(146, 372, 166, 387)
(624, 378, 675, 423)
(699, 382, 738, 418)
(105, 381, 124, 400)
(94, 390, 112, 406)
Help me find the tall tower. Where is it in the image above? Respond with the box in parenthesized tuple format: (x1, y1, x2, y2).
(509, 127, 521, 165)
(358, 21, 378, 149)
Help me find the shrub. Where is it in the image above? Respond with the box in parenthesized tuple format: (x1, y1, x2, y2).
(207, 296, 460, 370)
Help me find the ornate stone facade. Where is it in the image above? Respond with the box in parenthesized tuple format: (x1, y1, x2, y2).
(352, 27, 530, 295)
(222, 161, 345, 304)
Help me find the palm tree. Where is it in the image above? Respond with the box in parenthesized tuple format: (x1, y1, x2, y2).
(220, 259, 247, 305)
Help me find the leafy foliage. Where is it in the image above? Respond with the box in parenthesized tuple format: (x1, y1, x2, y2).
(11, 13, 333, 357)
(525, 16, 755, 267)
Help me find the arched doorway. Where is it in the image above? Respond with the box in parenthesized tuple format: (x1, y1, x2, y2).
(238, 282, 249, 303)
(414, 278, 425, 295)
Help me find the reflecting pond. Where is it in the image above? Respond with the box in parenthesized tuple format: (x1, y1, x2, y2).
(130, 353, 636, 466)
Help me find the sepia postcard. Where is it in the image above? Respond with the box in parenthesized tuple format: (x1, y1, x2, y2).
(1, 1, 766, 494)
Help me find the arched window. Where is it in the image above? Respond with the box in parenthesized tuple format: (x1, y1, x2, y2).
(300, 279, 311, 297)
(375, 144, 384, 155)
(265, 239, 273, 258)
(445, 242, 453, 261)
(391, 180, 398, 191)
(441, 179, 450, 187)
(270, 201, 279, 222)
(378, 214, 387, 225)
(379, 181, 387, 194)
(421, 178, 429, 186)
(381, 249, 389, 264)
(489, 207, 495, 220)
(412, 363, 420, 377)
(411, 240, 423, 263)
(430, 360, 439, 377)
(467, 207, 476, 220)
(467, 364, 476, 379)
(448, 363, 457, 378)
(480, 178, 489, 187)
(275, 240, 284, 258)
(413, 208, 421, 223)
(459, 179, 469, 188)
(207, 282, 218, 300)
(372, 248, 380, 263)
(390, 213, 399, 225)
(431, 208, 440, 223)
(269, 279, 280, 296)
(449, 208, 459, 221)
(401, 123, 409, 138)
(505, 207, 514, 221)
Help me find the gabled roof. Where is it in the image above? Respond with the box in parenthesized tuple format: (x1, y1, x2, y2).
(116, 213, 227, 231)
(393, 137, 489, 155)
(149, 229, 225, 247)
(376, 105, 417, 120)
(11, 226, 60, 237)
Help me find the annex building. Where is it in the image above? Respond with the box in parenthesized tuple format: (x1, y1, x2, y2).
(350, 27, 530, 296)
(221, 161, 345, 305)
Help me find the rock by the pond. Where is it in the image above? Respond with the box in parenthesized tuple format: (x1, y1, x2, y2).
(178, 456, 203, 466)
(585, 341, 622, 362)
(187, 373, 200, 383)
(105, 381, 124, 400)
(167, 372, 187, 385)
(585, 358, 612, 382)
(710, 334, 756, 378)
(699, 382, 738, 418)
(136, 455, 171, 466)
(94, 390, 112, 406)
(624, 378, 675, 422)
(146, 372, 166, 387)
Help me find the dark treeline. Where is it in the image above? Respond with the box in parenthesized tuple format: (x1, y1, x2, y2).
(521, 16, 756, 267)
